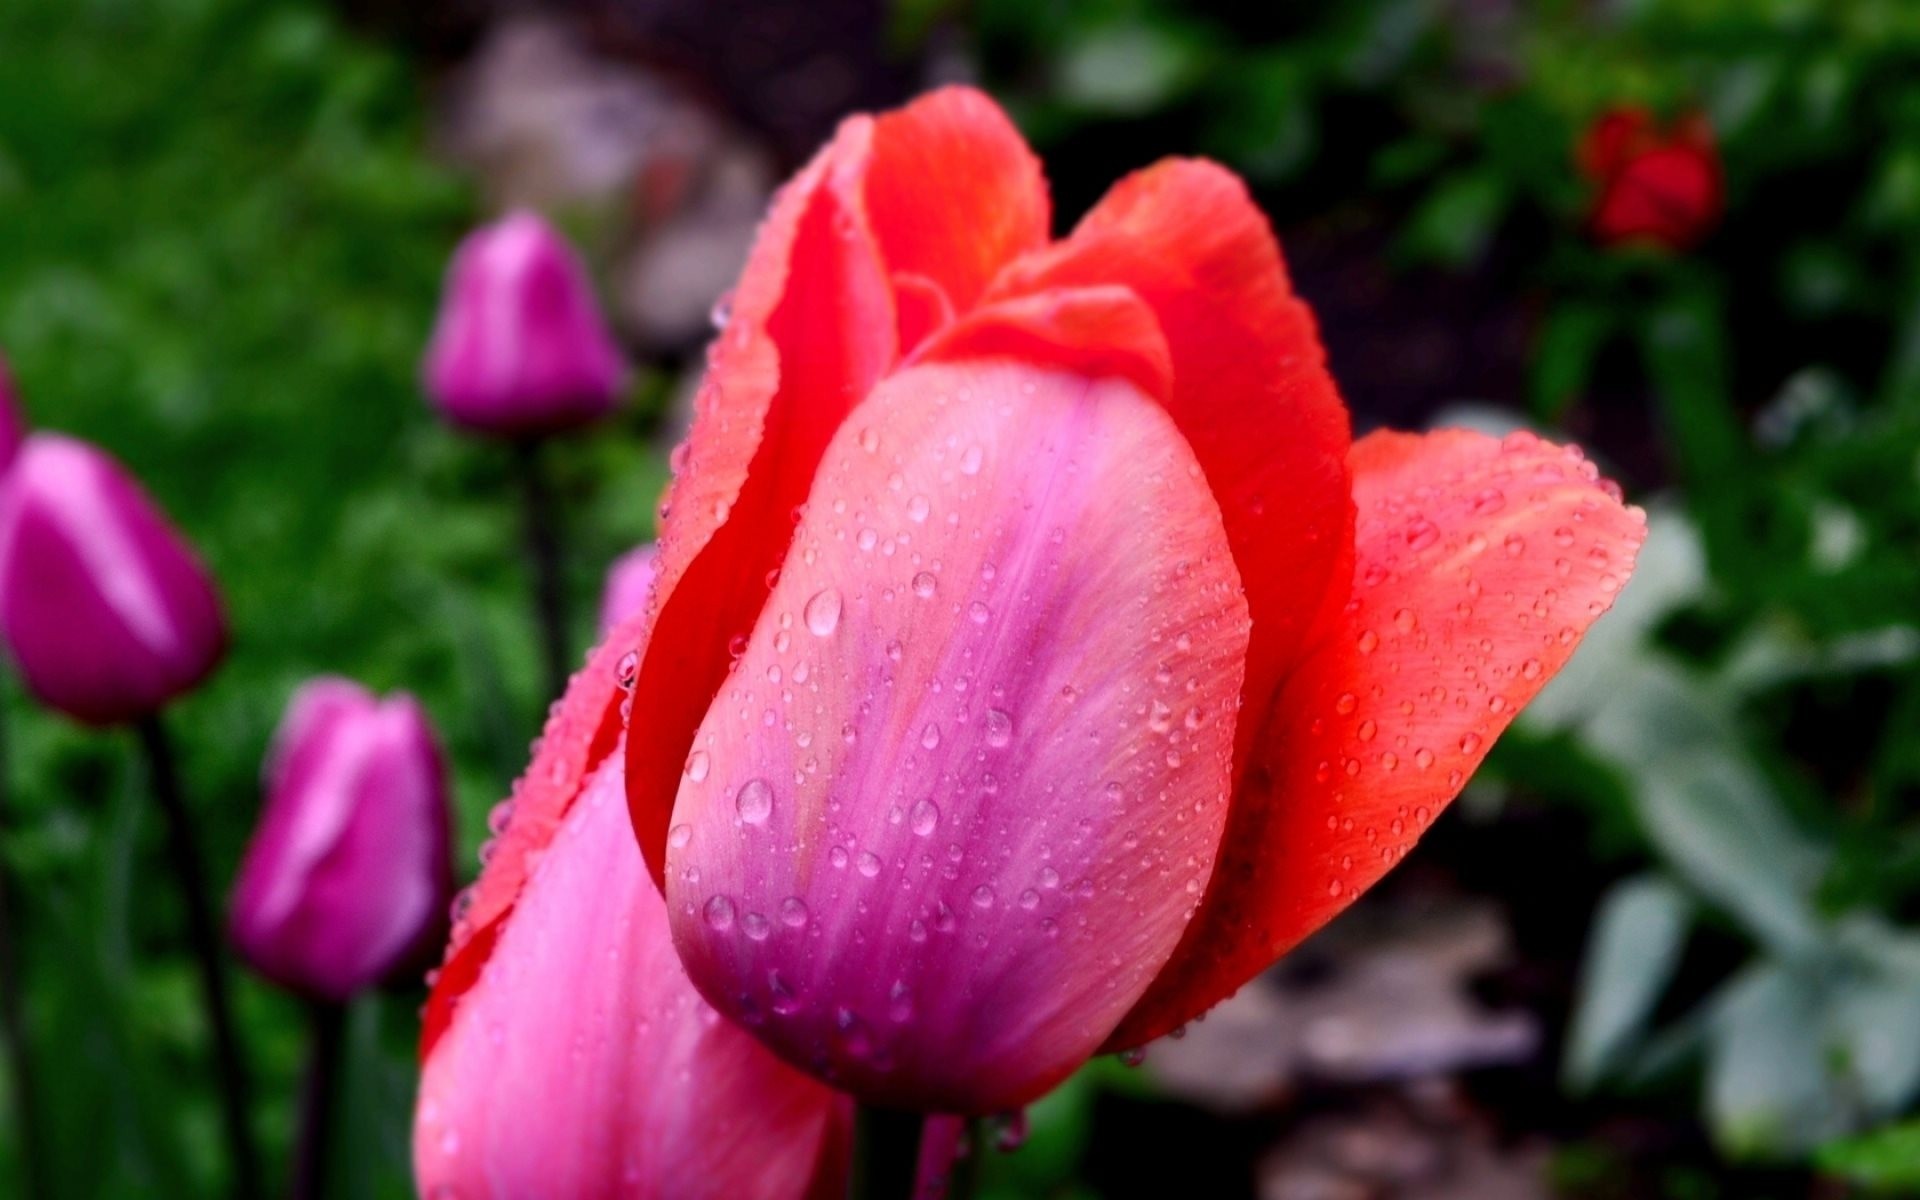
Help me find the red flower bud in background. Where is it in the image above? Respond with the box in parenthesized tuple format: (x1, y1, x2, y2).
(421, 87, 1646, 1121)
(0, 434, 226, 725)
(0, 359, 23, 473)
(598, 540, 658, 634)
(414, 627, 848, 1198)
(422, 211, 629, 437)
(1579, 106, 1723, 251)
(229, 678, 453, 1002)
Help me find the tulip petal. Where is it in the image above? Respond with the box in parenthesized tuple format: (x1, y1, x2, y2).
(420, 610, 640, 1055)
(988, 159, 1353, 764)
(1111, 429, 1647, 1046)
(416, 747, 847, 1199)
(863, 86, 1050, 312)
(627, 91, 1053, 889)
(910, 284, 1173, 403)
(664, 361, 1249, 1112)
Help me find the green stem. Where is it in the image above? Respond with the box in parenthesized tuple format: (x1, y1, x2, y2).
(512, 438, 571, 702)
(0, 699, 47, 1199)
(850, 1105, 922, 1200)
(289, 1000, 345, 1200)
(136, 715, 262, 1200)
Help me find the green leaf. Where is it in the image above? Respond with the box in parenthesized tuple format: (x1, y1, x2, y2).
(1565, 875, 1693, 1091)
(1531, 301, 1615, 421)
(1396, 169, 1509, 268)
(1820, 1119, 1920, 1190)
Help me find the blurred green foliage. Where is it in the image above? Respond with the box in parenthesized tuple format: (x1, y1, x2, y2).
(0, 0, 661, 1195)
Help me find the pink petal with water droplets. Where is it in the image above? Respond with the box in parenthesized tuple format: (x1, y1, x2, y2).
(664, 361, 1249, 1113)
(1110, 428, 1646, 1047)
(415, 746, 848, 1199)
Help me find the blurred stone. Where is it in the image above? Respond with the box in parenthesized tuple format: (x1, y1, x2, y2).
(1150, 896, 1539, 1112)
(1258, 1099, 1552, 1200)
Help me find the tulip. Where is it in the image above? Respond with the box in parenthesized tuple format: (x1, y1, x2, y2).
(229, 678, 453, 1001)
(0, 431, 259, 1193)
(422, 210, 631, 701)
(1578, 106, 1723, 251)
(422, 211, 629, 438)
(599, 540, 658, 633)
(422, 84, 1645, 1144)
(415, 623, 849, 1198)
(0, 433, 225, 726)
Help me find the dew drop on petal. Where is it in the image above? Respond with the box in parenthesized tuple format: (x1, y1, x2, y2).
(736, 778, 774, 825)
(804, 589, 842, 637)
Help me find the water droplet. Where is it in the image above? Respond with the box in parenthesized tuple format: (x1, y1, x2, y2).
(912, 572, 937, 599)
(1459, 732, 1483, 754)
(984, 708, 1013, 747)
(971, 884, 996, 909)
(804, 589, 842, 636)
(910, 799, 940, 836)
(857, 851, 882, 878)
(703, 895, 736, 931)
(968, 600, 990, 624)
(960, 445, 984, 475)
(1357, 630, 1379, 654)
(921, 723, 941, 751)
(906, 494, 931, 523)
(1405, 519, 1440, 551)
(736, 779, 773, 825)
(1335, 692, 1357, 715)
(668, 824, 692, 849)
(742, 912, 770, 941)
(859, 427, 880, 453)
(1521, 658, 1543, 680)
(780, 897, 810, 928)
(1504, 533, 1526, 557)
(614, 650, 639, 690)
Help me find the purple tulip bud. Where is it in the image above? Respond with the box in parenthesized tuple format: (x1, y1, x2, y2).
(597, 540, 657, 634)
(230, 678, 453, 1002)
(422, 211, 628, 437)
(0, 434, 226, 725)
(0, 360, 24, 474)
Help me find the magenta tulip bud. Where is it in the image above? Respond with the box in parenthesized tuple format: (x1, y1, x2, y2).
(230, 678, 453, 1002)
(0, 359, 23, 473)
(597, 540, 657, 634)
(0, 434, 226, 725)
(422, 211, 628, 437)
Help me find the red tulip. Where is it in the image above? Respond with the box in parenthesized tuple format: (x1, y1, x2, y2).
(229, 678, 453, 1001)
(422, 87, 1644, 1118)
(1578, 107, 1723, 251)
(422, 211, 629, 437)
(0, 434, 226, 725)
(415, 626, 848, 1198)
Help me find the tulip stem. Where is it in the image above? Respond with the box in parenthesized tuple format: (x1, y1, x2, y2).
(512, 438, 572, 702)
(135, 715, 262, 1200)
(290, 1000, 345, 1200)
(0, 701, 47, 1200)
(850, 1105, 923, 1200)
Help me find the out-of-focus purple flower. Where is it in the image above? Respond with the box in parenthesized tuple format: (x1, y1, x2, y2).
(597, 540, 657, 634)
(423, 211, 629, 437)
(0, 434, 226, 725)
(0, 359, 24, 474)
(230, 678, 453, 1002)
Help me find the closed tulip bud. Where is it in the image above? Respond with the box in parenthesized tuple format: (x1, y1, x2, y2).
(0, 434, 226, 725)
(1578, 107, 1723, 251)
(0, 359, 23, 473)
(598, 541, 658, 634)
(423, 211, 629, 437)
(230, 678, 453, 1002)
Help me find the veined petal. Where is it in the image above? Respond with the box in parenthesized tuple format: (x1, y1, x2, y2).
(415, 747, 847, 1199)
(1111, 429, 1647, 1046)
(664, 361, 1249, 1113)
(989, 158, 1352, 768)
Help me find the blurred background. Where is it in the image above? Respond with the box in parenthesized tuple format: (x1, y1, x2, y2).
(3, 0, 1920, 1196)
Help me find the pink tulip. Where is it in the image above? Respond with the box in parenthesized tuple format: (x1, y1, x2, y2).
(0, 359, 23, 473)
(423, 211, 629, 437)
(415, 630, 848, 1198)
(598, 540, 658, 634)
(0, 434, 226, 725)
(229, 678, 452, 1002)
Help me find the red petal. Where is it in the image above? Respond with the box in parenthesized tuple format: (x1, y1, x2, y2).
(863, 86, 1050, 312)
(989, 159, 1353, 767)
(419, 609, 640, 1057)
(1111, 429, 1647, 1046)
(909, 284, 1173, 402)
(416, 746, 848, 1198)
